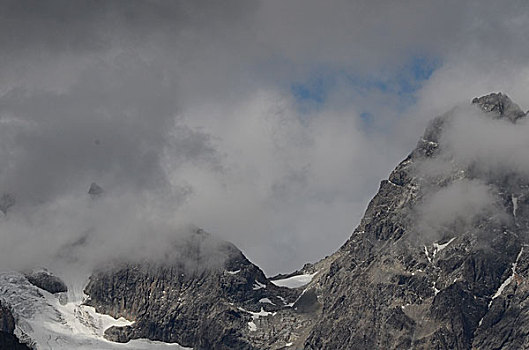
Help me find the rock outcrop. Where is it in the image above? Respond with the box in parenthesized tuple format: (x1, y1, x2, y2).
(0, 300, 31, 350)
(88, 182, 104, 198)
(25, 269, 68, 294)
(84, 229, 305, 349)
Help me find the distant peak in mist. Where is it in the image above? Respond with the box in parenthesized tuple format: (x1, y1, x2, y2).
(472, 92, 527, 123)
(88, 182, 104, 199)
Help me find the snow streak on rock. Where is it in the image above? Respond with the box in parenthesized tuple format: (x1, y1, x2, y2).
(271, 272, 317, 288)
(490, 247, 524, 305)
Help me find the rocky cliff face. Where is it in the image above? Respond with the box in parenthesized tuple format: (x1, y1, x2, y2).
(83, 93, 529, 349)
(303, 92, 529, 349)
(0, 300, 31, 350)
(84, 229, 306, 349)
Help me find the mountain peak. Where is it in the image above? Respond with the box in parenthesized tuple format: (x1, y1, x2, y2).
(471, 92, 526, 122)
(88, 182, 104, 198)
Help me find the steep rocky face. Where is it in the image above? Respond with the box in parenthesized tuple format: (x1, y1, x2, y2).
(303, 93, 529, 349)
(0, 300, 15, 334)
(0, 300, 31, 350)
(84, 229, 304, 349)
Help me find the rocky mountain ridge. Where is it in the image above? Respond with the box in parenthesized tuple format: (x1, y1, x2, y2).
(84, 229, 309, 349)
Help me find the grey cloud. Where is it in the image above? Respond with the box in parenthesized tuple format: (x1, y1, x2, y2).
(2, 1, 529, 275)
(441, 105, 529, 178)
(0, 56, 180, 204)
(416, 179, 504, 243)
(412, 98, 529, 245)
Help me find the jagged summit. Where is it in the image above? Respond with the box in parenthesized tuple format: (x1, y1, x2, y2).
(419, 92, 527, 163)
(472, 92, 526, 122)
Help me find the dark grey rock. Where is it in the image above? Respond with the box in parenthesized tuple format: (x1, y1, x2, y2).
(0, 301, 15, 334)
(472, 92, 526, 122)
(0, 332, 31, 350)
(0, 193, 15, 214)
(88, 182, 104, 198)
(0, 301, 31, 350)
(25, 270, 68, 294)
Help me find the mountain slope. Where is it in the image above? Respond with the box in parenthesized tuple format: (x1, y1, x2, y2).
(84, 229, 303, 349)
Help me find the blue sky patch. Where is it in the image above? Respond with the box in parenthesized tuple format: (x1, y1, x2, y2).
(290, 56, 441, 129)
(290, 75, 333, 107)
(290, 55, 441, 114)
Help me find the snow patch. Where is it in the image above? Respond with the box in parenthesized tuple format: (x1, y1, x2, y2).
(424, 246, 432, 263)
(388, 179, 399, 186)
(433, 282, 440, 296)
(432, 237, 456, 257)
(420, 138, 439, 146)
(226, 270, 240, 275)
(512, 195, 518, 217)
(277, 294, 297, 307)
(271, 272, 317, 288)
(252, 280, 266, 290)
(242, 307, 277, 319)
(259, 298, 275, 305)
(490, 247, 524, 307)
(239, 307, 276, 332)
(247, 321, 257, 332)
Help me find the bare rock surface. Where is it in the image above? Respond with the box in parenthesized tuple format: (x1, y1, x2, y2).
(84, 229, 306, 350)
(0, 300, 31, 350)
(25, 269, 68, 294)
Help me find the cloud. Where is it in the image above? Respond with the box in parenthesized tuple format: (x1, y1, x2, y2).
(441, 105, 529, 177)
(2, 1, 529, 275)
(412, 99, 529, 244)
(415, 179, 504, 243)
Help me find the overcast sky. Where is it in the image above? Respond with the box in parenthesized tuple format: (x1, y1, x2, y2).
(2, 0, 529, 275)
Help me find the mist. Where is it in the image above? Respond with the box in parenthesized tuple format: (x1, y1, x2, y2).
(416, 178, 505, 243)
(3, 1, 529, 275)
(413, 99, 529, 244)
